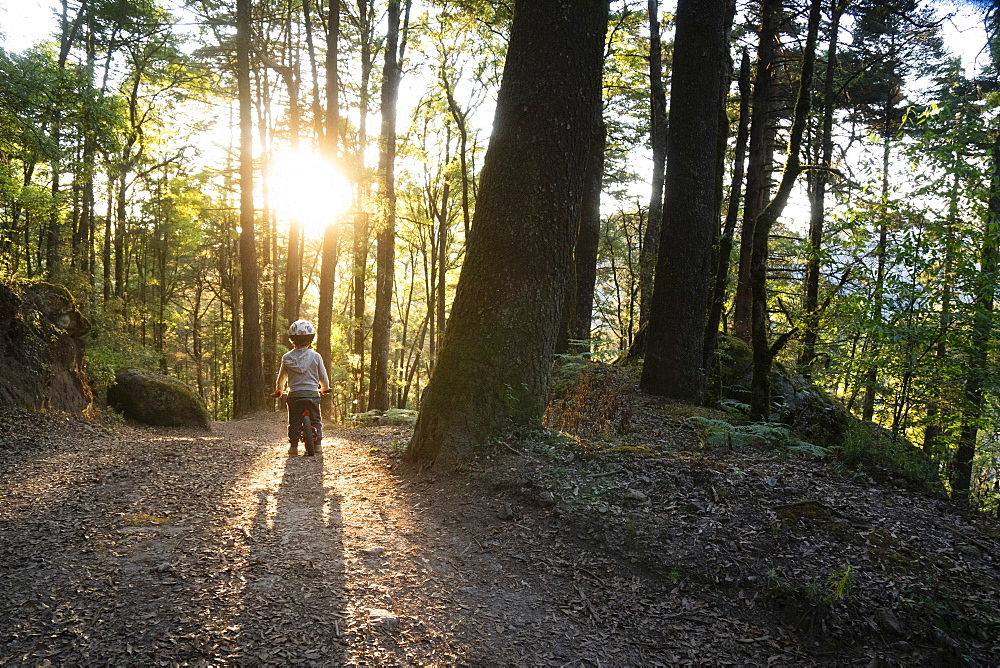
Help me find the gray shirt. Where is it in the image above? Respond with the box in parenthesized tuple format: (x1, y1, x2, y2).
(275, 347, 330, 397)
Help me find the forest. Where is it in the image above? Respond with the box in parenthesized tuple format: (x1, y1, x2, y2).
(2, 0, 1000, 515)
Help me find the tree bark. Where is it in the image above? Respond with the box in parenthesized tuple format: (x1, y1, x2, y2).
(637, 0, 668, 340)
(951, 132, 1000, 504)
(861, 102, 894, 422)
(352, 0, 376, 414)
(640, 0, 729, 403)
(405, 0, 608, 468)
(369, 0, 404, 411)
(566, 120, 606, 351)
(733, 0, 782, 342)
(799, 0, 844, 373)
(234, 0, 267, 417)
(748, 0, 822, 420)
(704, 49, 751, 373)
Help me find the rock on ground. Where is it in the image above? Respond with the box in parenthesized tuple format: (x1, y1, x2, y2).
(107, 368, 211, 430)
(0, 281, 92, 414)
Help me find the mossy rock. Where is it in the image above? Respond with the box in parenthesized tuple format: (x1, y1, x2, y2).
(711, 334, 753, 400)
(771, 364, 850, 449)
(347, 408, 418, 427)
(774, 500, 854, 538)
(108, 368, 210, 430)
(0, 281, 93, 413)
(21, 281, 91, 336)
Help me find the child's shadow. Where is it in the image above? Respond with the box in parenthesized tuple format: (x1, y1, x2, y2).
(239, 451, 346, 660)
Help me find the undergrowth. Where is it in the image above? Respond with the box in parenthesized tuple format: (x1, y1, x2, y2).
(836, 420, 942, 491)
(546, 356, 635, 437)
(688, 416, 831, 458)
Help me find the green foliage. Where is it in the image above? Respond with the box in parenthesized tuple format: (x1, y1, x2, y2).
(766, 564, 854, 607)
(903, 591, 1000, 642)
(836, 420, 941, 490)
(688, 416, 831, 457)
(84, 300, 161, 394)
(825, 565, 854, 604)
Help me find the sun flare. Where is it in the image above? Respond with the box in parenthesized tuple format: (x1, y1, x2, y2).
(268, 149, 352, 235)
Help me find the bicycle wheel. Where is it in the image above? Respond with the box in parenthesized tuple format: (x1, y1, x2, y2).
(301, 409, 316, 456)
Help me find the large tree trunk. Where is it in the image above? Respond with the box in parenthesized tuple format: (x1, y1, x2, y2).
(748, 0, 822, 420)
(233, 0, 267, 417)
(733, 0, 782, 342)
(639, 0, 730, 403)
(369, 0, 405, 411)
(405, 0, 608, 468)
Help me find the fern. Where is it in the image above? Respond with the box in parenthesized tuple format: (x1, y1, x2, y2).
(688, 416, 829, 457)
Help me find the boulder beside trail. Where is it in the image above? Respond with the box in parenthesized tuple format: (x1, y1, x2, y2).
(713, 334, 848, 448)
(0, 281, 93, 414)
(108, 369, 211, 430)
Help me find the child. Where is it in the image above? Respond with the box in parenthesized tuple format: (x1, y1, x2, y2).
(272, 319, 331, 456)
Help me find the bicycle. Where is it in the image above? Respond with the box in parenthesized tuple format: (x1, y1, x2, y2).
(271, 389, 328, 457)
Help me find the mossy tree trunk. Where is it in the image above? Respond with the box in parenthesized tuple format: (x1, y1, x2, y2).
(405, 0, 608, 468)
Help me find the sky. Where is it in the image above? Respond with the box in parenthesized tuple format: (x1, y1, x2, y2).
(0, 0, 58, 53)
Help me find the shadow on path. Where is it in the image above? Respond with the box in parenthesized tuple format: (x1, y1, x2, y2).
(233, 447, 347, 664)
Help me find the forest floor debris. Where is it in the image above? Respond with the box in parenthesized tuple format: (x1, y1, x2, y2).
(0, 402, 998, 666)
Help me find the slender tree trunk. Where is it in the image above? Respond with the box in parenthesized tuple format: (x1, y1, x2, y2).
(637, 0, 668, 338)
(234, 0, 267, 416)
(800, 0, 844, 373)
(406, 0, 608, 468)
(567, 120, 606, 350)
(748, 0, 821, 420)
(352, 214, 368, 413)
(862, 103, 894, 422)
(315, 0, 342, 382)
(269, 34, 305, 328)
(640, 0, 730, 403)
(369, 0, 404, 411)
(316, 224, 339, 374)
(436, 182, 449, 356)
(102, 177, 113, 302)
(353, 0, 376, 414)
(441, 69, 472, 239)
(301, 0, 323, 140)
(704, 49, 751, 373)
(924, 175, 958, 454)
(733, 0, 782, 342)
(114, 172, 128, 297)
(951, 133, 1000, 504)
(324, 0, 340, 157)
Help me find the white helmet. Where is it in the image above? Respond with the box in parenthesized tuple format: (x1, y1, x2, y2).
(288, 319, 315, 337)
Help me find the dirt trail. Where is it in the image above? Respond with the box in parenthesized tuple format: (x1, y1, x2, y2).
(3, 409, 998, 666)
(0, 413, 718, 666)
